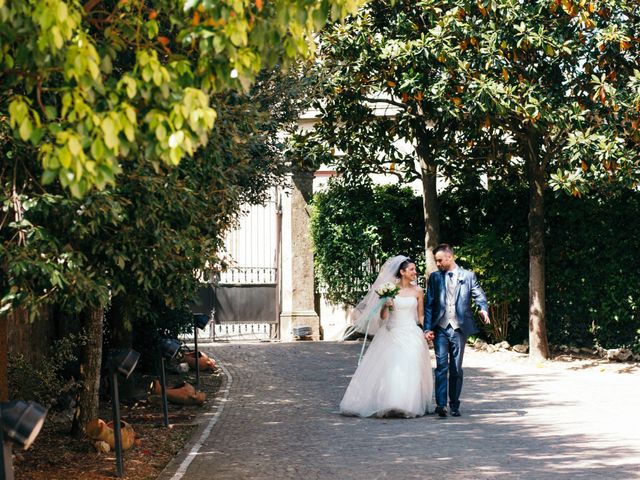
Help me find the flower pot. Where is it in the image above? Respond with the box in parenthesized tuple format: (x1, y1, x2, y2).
(150, 380, 206, 406)
(182, 351, 216, 372)
(86, 418, 136, 451)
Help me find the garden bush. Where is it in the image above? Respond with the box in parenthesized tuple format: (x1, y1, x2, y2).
(311, 179, 424, 306)
(313, 178, 640, 351)
(8, 334, 85, 408)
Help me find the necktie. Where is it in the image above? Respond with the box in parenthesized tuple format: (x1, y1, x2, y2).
(447, 272, 455, 296)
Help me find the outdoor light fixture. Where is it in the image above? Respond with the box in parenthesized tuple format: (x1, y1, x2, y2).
(159, 338, 181, 360)
(1, 400, 48, 480)
(194, 313, 210, 330)
(112, 349, 140, 378)
(193, 313, 211, 390)
(108, 348, 141, 478)
(158, 338, 182, 427)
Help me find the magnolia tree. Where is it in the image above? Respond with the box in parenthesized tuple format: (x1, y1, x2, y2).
(300, 0, 640, 359)
(1, 0, 365, 431)
(1, 0, 364, 196)
(1, 70, 313, 433)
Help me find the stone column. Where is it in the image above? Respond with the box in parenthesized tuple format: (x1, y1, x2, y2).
(279, 171, 320, 341)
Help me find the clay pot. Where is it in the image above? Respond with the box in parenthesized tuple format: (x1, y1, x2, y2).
(151, 379, 206, 406)
(86, 418, 136, 451)
(182, 351, 216, 372)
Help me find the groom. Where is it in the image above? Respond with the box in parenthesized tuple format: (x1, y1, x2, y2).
(424, 244, 490, 417)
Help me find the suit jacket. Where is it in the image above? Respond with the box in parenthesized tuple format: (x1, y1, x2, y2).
(423, 266, 488, 337)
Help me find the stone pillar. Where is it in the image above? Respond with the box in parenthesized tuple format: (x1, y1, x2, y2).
(279, 171, 321, 341)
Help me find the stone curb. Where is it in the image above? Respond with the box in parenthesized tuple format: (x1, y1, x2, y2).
(155, 350, 231, 480)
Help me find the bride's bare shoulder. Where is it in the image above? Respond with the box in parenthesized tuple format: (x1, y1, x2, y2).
(412, 285, 424, 296)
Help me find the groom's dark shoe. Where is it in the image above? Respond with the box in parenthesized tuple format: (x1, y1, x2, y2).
(435, 406, 447, 417)
(450, 409, 461, 417)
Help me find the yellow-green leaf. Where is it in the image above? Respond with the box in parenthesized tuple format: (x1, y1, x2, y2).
(51, 26, 63, 49)
(102, 117, 118, 149)
(59, 147, 72, 168)
(19, 118, 33, 141)
(156, 124, 167, 141)
(91, 138, 105, 159)
(67, 135, 82, 156)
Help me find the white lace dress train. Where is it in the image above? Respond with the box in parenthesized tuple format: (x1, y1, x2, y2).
(340, 296, 434, 418)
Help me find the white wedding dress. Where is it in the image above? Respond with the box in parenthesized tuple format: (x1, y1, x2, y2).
(340, 295, 434, 418)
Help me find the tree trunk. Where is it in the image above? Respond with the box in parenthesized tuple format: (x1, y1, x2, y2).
(71, 306, 104, 437)
(420, 158, 440, 274)
(415, 127, 440, 275)
(0, 313, 8, 401)
(526, 136, 550, 360)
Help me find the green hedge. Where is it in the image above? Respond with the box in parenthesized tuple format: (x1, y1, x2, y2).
(312, 178, 640, 351)
(439, 182, 529, 343)
(311, 179, 425, 306)
(546, 190, 640, 350)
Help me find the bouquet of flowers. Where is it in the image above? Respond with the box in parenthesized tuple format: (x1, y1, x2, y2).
(375, 282, 400, 300)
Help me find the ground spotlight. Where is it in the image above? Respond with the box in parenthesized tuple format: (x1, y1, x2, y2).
(108, 348, 141, 477)
(1, 400, 47, 480)
(194, 313, 210, 330)
(159, 338, 181, 360)
(158, 338, 182, 427)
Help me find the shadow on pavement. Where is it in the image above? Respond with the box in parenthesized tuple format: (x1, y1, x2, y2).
(184, 342, 639, 480)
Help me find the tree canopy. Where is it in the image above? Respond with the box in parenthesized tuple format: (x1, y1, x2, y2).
(301, 0, 640, 194)
(0, 0, 366, 416)
(298, 0, 640, 358)
(1, 0, 365, 197)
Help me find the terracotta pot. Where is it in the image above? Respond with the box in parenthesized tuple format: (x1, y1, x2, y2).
(182, 351, 216, 372)
(151, 380, 206, 406)
(86, 418, 136, 451)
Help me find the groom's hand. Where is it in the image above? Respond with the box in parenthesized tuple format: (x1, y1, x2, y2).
(424, 330, 434, 341)
(479, 310, 490, 324)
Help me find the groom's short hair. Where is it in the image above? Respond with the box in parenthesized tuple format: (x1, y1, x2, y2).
(433, 243, 454, 256)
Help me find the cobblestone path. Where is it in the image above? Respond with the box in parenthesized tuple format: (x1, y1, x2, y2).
(158, 341, 640, 480)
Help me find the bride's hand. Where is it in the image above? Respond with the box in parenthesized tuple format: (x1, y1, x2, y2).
(384, 298, 393, 308)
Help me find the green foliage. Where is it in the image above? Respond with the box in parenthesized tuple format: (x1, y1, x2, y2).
(448, 184, 640, 351)
(129, 301, 195, 372)
(301, 0, 640, 356)
(441, 181, 529, 307)
(0, 0, 365, 197)
(8, 333, 85, 407)
(1, 66, 314, 341)
(314, 178, 640, 351)
(311, 178, 424, 306)
(440, 181, 529, 342)
(0, 126, 112, 317)
(546, 190, 640, 351)
(305, 0, 640, 191)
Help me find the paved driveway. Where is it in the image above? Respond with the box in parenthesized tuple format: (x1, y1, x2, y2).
(158, 341, 640, 480)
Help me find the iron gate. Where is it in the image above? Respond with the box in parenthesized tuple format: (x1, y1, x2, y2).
(192, 191, 281, 341)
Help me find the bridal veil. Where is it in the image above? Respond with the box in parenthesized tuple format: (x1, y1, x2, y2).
(346, 255, 408, 337)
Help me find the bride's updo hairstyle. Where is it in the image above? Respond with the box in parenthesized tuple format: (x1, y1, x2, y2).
(396, 258, 415, 278)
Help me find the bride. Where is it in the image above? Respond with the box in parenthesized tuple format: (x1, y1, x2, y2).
(340, 255, 434, 418)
